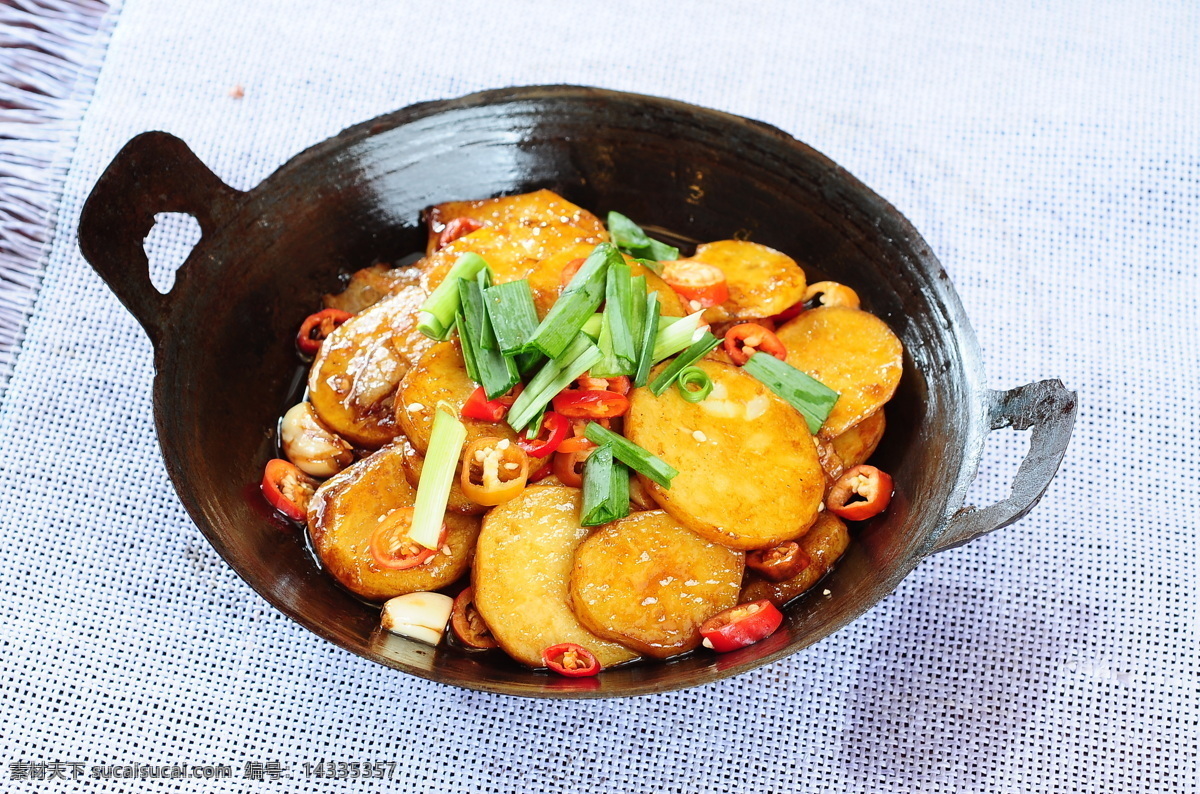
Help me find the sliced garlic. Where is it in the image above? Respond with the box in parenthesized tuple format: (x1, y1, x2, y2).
(379, 592, 454, 646)
(280, 402, 354, 477)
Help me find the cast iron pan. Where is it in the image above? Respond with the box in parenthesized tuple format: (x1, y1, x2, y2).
(77, 86, 1076, 698)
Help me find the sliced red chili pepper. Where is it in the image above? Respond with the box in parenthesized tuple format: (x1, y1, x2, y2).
(723, 323, 787, 366)
(661, 260, 729, 309)
(296, 308, 353, 356)
(437, 217, 484, 249)
(516, 411, 569, 458)
(528, 457, 555, 483)
(495, 383, 523, 407)
(576, 375, 631, 396)
(552, 448, 592, 488)
(460, 437, 530, 506)
(746, 541, 811, 582)
(827, 464, 894, 521)
(552, 389, 630, 419)
(461, 386, 510, 422)
(769, 300, 807, 324)
(559, 257, 587, 288)
(558, 436, 597, 454)
(542, 642, 600, 677)
(369, 508, 447, 570)
(261, 458, 318, 522)
(451, 587, 498, 650)
(700, 600, 784, 652)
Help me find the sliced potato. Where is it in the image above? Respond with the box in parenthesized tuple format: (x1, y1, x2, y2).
(570, 511, 744, 658)
(308, 285, 435, 448)
(739, 513, 850, 606)
(625, 359, 825, 550)
(831, 409, 886, 468)
(307, 443, 479, 602)
(776, 306, 903, 440)
(394, 341, 519, 454)
(323, 263, 423, 315)
(473, 487, 638, 668)
(420, 190, 608, 291)
(398, 438, 486, 516)
(679, 240, 806, 322)
(425, 189, 608, 256)
(527, 248, 687, 319)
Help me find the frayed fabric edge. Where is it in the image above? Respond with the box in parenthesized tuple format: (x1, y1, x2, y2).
(0, 0, 117, 398)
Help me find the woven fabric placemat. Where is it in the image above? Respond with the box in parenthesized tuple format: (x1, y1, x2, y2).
(0, 1, 1196, 791)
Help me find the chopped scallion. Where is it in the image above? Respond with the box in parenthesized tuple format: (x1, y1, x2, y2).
(742, 352, 840, 434)
(651, 310, 707, 363)
(475, 268, 496, 350)
(592, 262, 636, 377)
(630, 275, 647, 360)
(525, 406, 546, 440)
(456, 312, 480, 384)
(606, 211, 681, 263)
(649, 332, 720, 396)
(484, 279, 539, 355)
(580, 313, 604, 340)
(409, 406, 467, 549)
(416, 253, 489, 340)
(527, 243, 618, 359)
(459, 279, 519, 400)
(507, 335, 602, 432)
(583, 422, 678, 489)
(676, 366, 713, 403)
(516, 349, 546, 378)
(580, 445, 631, 526)
(633, 292, 661, 388)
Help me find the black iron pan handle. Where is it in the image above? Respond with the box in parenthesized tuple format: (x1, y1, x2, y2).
(78, 131, 242, 346)
(930, 379, 1077, 553)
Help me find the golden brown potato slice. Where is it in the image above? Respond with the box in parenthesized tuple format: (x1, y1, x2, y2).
(473, 487, 638, 668)
(625, 359, 825, 550)
(398, 438, 486, 516)
(677, 240, 806, 322)
(323, 263, 423, 315)
(739, 513, 850, 606)
(776, 306, 903, 440)
(307, 443, 479, 603)
(830, 409, 886, 468)
(570, 511, 744, 658)
(420, 191, 608, 291)
(394, 341, 519, 454)
(424, 189, 608, 256)
(308, 285, 436, 448)
(527, 248, 687, 319)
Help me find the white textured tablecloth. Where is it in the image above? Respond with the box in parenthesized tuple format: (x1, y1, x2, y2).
(1, 1, 1197, 791)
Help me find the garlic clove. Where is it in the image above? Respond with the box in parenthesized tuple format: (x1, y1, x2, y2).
(280, 402, 354, 477)
(379, 592, 454, 646)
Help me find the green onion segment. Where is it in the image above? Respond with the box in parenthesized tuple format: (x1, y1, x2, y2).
(633, 292, 661, 388)
(592, 262, 637, 378)
(507, 335, 602, 432)
(409, 406, 467, 549)
(742, 352, 840, 433)
(649, 333, 720, 396)
(583, 422, 678, 489)
(459, 278, 518, 400)
(606, 211, 680, 263)
(484, 279, 539, 355)
(651, 310, 707, 363)
(675, 366, 713, 403)
(416, 253, 489, 340)
(580, 445, 631, 526)
(527, 243, 619, 359)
